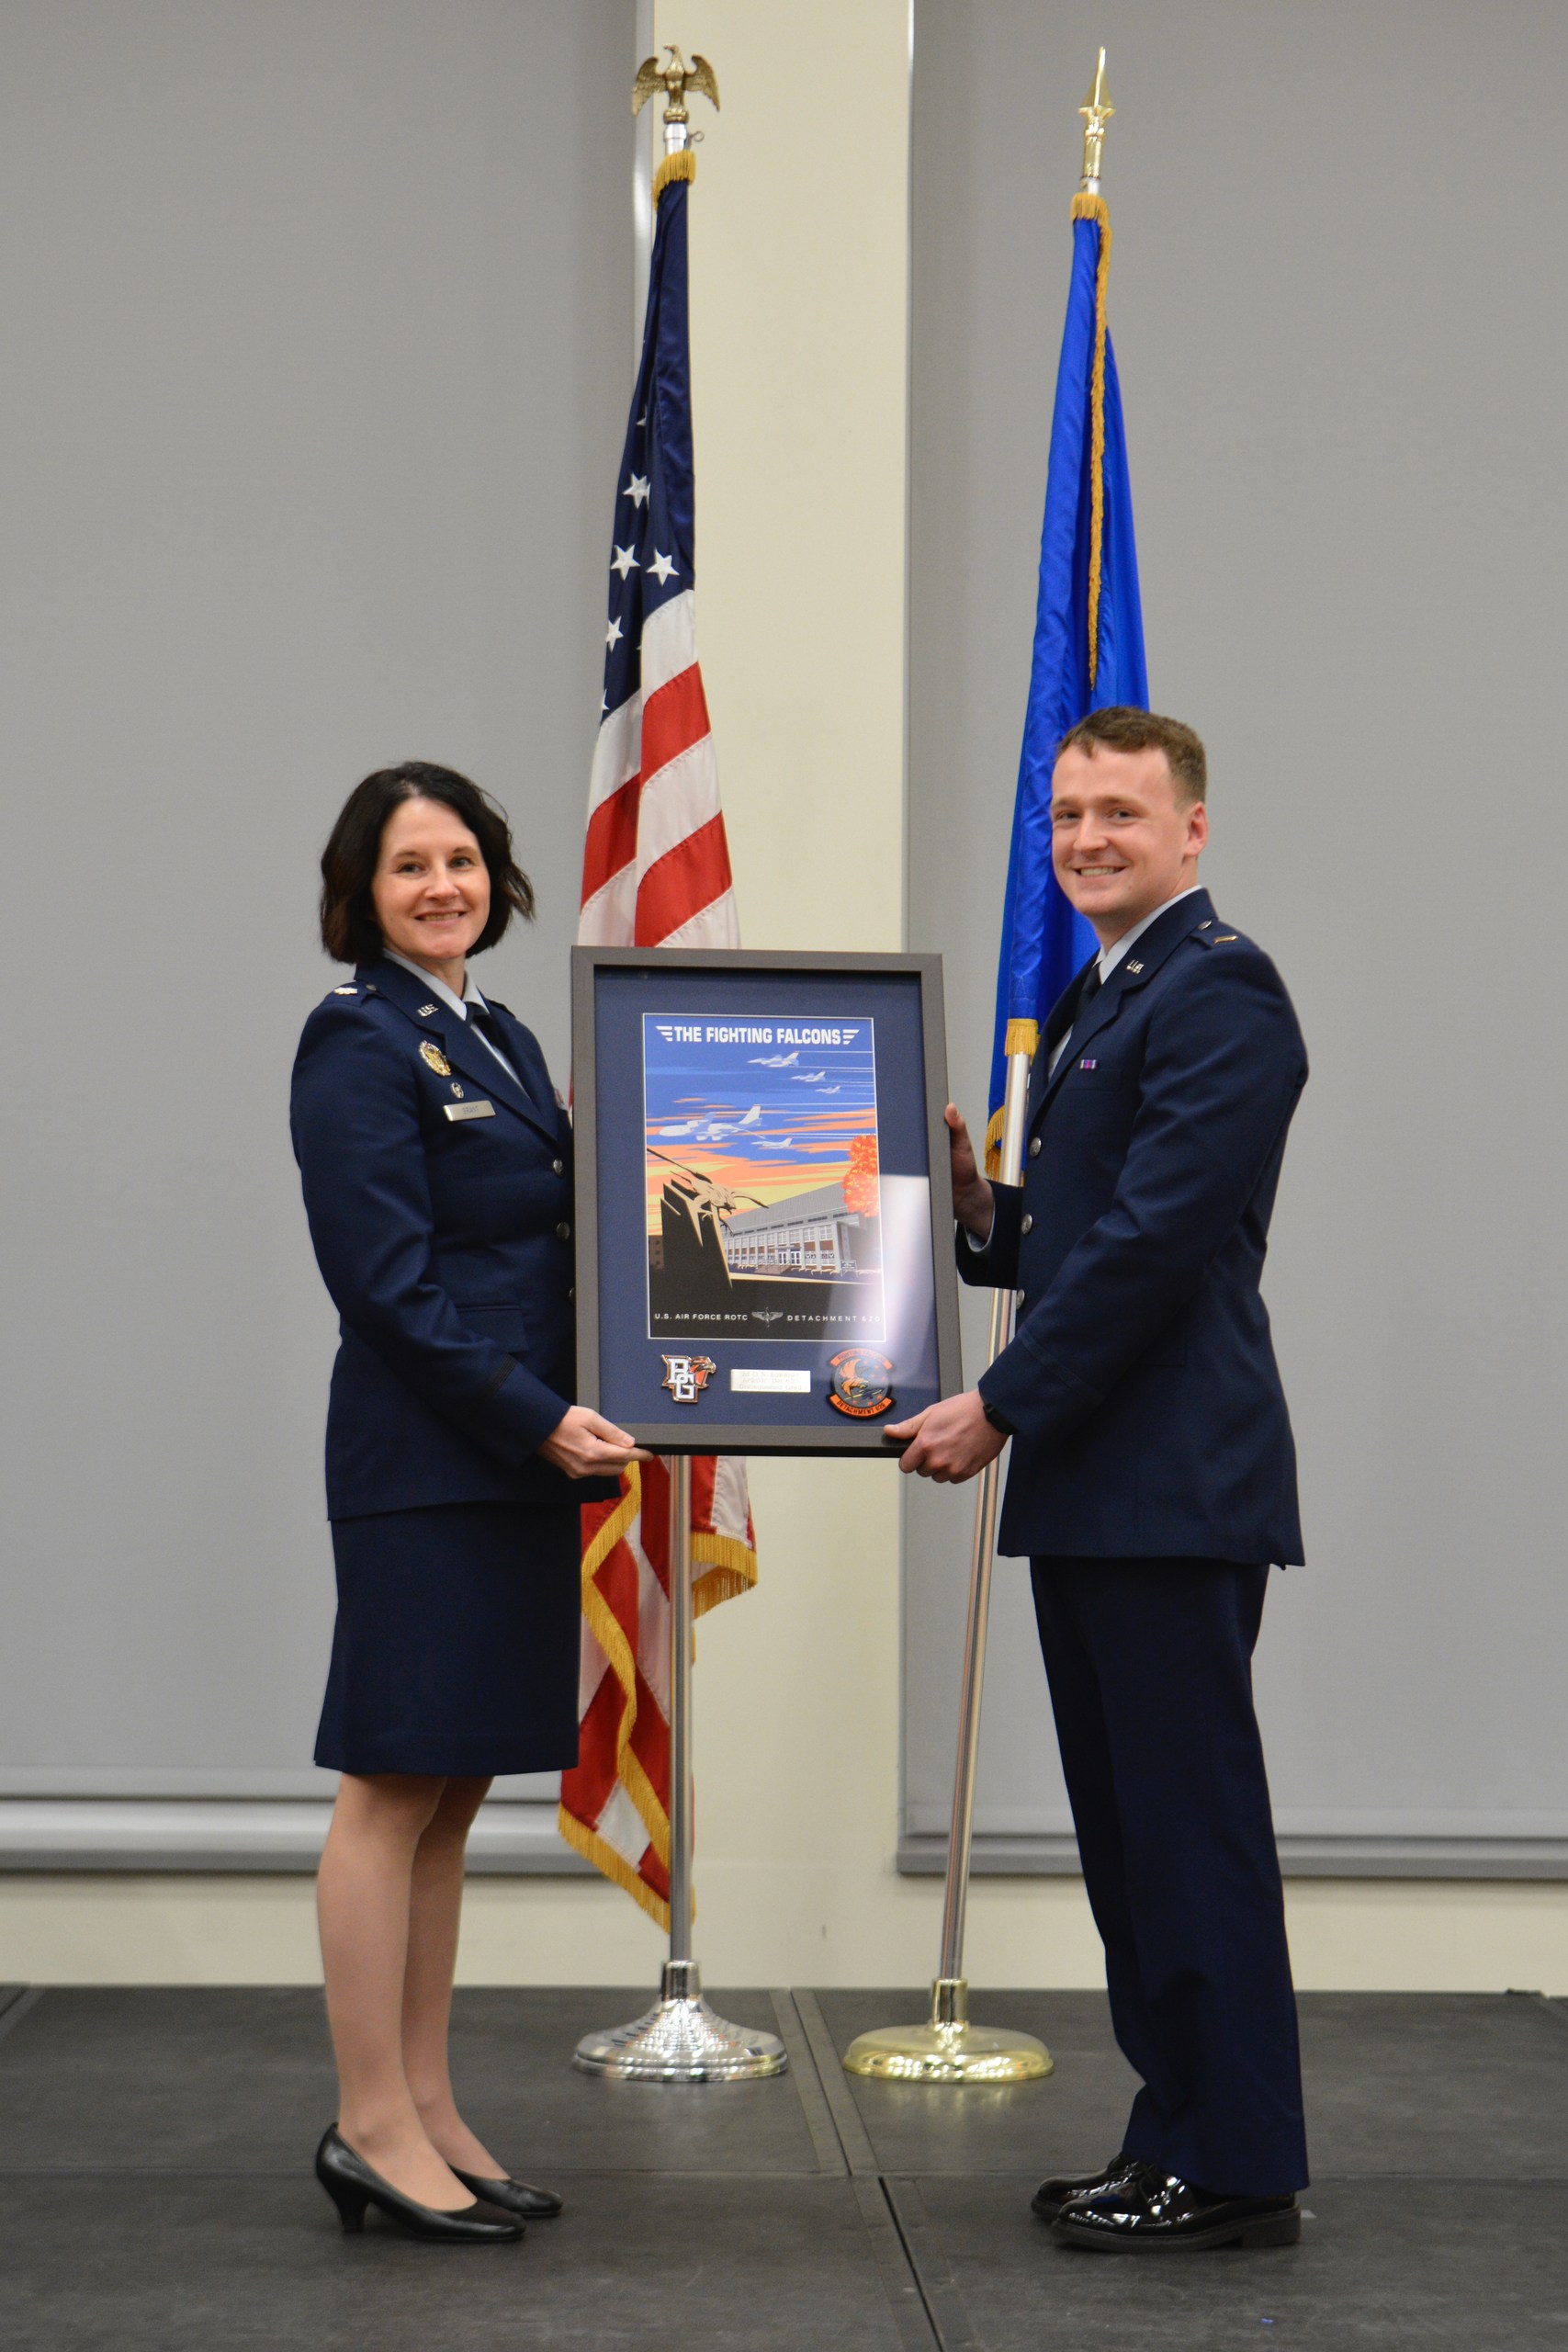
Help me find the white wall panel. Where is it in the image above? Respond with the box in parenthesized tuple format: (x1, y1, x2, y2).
(0, 0, 634, 1848)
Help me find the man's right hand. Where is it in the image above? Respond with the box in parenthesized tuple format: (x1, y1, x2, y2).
(540, 1406, 650, 1477)
(945, 1103, 995, 1239)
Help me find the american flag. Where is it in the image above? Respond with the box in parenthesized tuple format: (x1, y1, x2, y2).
(558, 159, 757, 1924)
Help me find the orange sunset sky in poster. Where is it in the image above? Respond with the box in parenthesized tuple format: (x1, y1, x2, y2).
(644, 1105, 875, 1234)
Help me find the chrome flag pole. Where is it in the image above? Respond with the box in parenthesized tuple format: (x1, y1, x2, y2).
(573, 1457, 786, 2079)
(570, 46, 783, 2088)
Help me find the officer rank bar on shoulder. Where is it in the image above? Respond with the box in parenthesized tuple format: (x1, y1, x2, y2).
(443, 1100, 496, 1123)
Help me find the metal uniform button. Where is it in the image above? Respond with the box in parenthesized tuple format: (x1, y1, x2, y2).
(1029, 1136, 1041, 1159)
(552, 1158, 564, 1177)
(1021, 1213, 1033, 1234)
(556, 1222, 571, 1241)
(1016, 1289, 1027, 1308)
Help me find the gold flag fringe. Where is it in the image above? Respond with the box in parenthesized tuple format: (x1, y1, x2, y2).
(1069, 192, 1111, 689)
(556, 1805, 671, 1930)
(693, 1527, 760, 1617)
(558, 1458, 761, 1927)
(653, 149, 696, 203)
(984, 1020, 1041, 1178)
(561, 1458, 671, 1882)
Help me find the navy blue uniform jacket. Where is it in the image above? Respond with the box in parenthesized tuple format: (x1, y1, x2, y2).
(965, 889, 1307, 1566)
(291, 956, 598, 1521)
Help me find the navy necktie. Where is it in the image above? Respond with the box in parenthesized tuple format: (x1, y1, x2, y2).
(468, 1004, 530, 1102)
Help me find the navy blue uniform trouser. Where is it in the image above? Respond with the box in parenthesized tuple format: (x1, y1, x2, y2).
(1030, 1555, 1309, 2196)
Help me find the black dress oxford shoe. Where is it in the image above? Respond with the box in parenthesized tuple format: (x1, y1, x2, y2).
(1031, 2151, 1132, 2222)
(314, 2127, 525, 2244)
(1053, 2159, 1301, 2253)
(451, 2166, 563, 2220)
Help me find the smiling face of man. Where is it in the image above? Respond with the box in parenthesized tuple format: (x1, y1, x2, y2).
(1050, 740, 1209, 945)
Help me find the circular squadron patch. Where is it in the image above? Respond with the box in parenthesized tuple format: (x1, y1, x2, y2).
(419, 1040, 452, 1077)
(827, 1350, 896, 1418)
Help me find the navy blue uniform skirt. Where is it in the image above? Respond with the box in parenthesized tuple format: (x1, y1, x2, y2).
(315, 1500, 582, 1778)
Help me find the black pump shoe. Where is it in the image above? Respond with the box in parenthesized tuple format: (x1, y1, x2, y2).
(315, 2127, 525, 2244)
(451, 2166, 564, 2221)
(1054, 2160, 1300, 2253)
(1031, 2151, 1133, 2222)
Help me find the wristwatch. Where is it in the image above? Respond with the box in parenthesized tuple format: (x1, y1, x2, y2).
(980, 1398, 1016, 1438)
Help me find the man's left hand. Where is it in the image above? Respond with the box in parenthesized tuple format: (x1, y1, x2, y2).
(886, 1390, 1008, 1483)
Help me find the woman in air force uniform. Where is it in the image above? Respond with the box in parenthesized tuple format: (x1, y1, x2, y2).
(292, 762, 644, 2245)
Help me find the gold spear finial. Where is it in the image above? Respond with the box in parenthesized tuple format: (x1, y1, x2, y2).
(1077, 49, 1113, 193)
(633, 45, 720, 155)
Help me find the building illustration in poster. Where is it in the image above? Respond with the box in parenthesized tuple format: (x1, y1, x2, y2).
(642, 1013, 885, 1342)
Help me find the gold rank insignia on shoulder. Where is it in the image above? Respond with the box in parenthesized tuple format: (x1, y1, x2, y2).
(333, 985, 357, 995)
(420, 1040, 451, 1076)
(1213, 933, 1238, 943)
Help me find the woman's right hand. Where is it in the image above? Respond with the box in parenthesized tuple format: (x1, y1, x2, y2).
(539, 1406, 651, 1478)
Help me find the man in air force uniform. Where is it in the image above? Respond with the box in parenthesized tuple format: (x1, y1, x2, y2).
(889, 707, 1310, 2254)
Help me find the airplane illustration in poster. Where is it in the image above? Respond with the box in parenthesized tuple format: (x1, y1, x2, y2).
(641, 1012, 885, 1342)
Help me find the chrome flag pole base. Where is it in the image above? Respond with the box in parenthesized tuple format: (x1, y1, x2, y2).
(843, 1977, 1053, 2085)
(573, 1959, 789, 2082)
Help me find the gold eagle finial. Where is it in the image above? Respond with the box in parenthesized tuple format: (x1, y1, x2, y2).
(633, 45, 721, 129)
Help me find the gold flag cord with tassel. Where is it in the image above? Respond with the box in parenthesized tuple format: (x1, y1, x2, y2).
(1070, 189, 1112, 690)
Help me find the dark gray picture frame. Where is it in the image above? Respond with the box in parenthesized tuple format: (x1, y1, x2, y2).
(572, 946, 962, 1454)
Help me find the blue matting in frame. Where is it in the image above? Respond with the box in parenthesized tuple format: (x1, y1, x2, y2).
(586, 960, 947, 1448)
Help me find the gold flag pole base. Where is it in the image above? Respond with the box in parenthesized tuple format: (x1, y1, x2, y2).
(841, 1042, 1051, 2092)
(843, 1977, 1053, 2085)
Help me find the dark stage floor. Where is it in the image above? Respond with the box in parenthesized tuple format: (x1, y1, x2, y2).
(2, 1981, 1566, 2349)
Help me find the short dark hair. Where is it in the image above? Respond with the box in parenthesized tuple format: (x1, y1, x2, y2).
(318, 762, 536, 964)
(1055, 707, 1208, 807)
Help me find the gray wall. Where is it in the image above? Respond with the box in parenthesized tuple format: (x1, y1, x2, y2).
(0, 0, 634, 1864)
(904, 0, 1568, 1876)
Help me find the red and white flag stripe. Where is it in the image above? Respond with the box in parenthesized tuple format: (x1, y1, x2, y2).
(579, 593, 738, 951)
(560, 597, 757, 1922)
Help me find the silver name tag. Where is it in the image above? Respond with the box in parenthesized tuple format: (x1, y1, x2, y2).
(444, 1100, 496, 1123)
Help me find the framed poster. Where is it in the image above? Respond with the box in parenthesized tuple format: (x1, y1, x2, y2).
(573, 948, 962, 1454)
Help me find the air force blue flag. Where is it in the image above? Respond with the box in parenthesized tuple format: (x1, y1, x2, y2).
(984, 192, 1148, 1170)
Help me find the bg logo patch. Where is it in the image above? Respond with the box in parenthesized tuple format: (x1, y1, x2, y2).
(827, 1349, 896, 1418)
(660, 1354, 717, 1406)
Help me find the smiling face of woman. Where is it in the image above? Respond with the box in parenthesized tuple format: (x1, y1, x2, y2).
(370, 797, 491, 986)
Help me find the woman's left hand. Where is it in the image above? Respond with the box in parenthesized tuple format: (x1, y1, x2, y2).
(540, 1406, 651, 1478)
